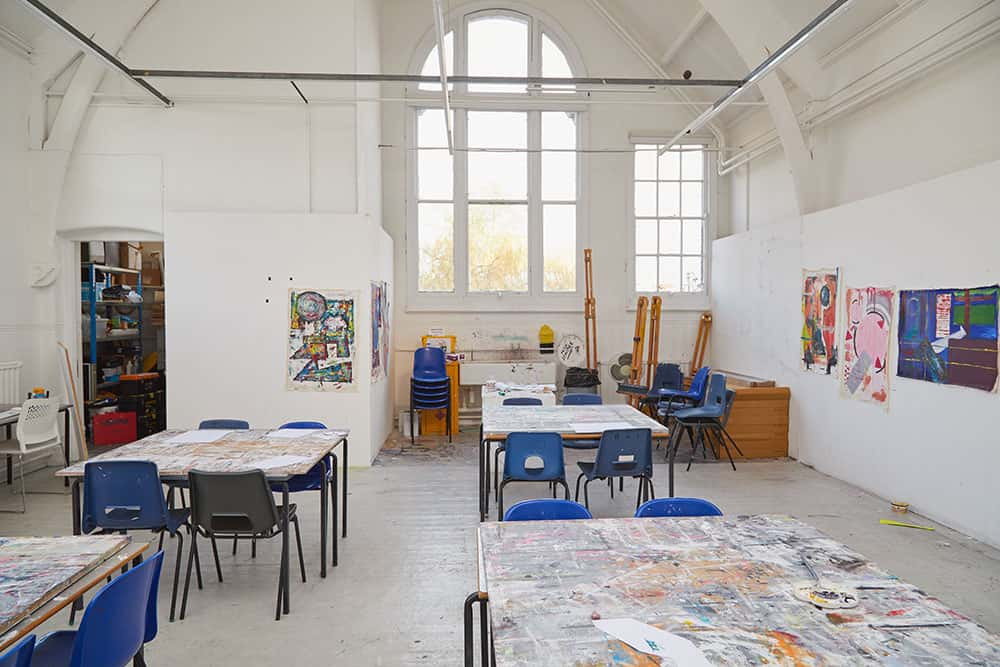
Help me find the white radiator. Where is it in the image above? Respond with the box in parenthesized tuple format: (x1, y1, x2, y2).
(0, 361, 21, 405)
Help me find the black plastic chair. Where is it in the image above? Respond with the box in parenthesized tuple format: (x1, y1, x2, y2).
(181, 470, 306, 621)
(674, 382, 744, 471)
(497, 432, 569, 520)
(638, 363, 683, 413)
(575, 428, 654, 511)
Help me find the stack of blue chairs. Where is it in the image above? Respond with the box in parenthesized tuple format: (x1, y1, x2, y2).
(655, 366, 712, 423)
(409, 347, 452, 444)
(672, 374, 744, 470)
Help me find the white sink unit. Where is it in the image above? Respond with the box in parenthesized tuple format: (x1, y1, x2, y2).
(459, 361, 557, 386)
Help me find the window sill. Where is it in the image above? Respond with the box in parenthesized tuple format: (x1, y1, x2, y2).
(406, 292, 583, 313)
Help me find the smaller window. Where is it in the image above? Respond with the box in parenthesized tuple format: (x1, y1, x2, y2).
(419, 31, 454, 92)
(633, 144, 707, 294)
(467, 15, 528, 93)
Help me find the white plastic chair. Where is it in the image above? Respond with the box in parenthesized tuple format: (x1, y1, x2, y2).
(0, 397, 62, 512)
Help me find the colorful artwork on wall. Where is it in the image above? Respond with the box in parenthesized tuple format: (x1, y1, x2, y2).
(287, 289, 357, 391)
(371, 281, 390, 382)
(897, 285, 998, 392)
(841, 286, 894, 407)
(801, 268, 839, 375)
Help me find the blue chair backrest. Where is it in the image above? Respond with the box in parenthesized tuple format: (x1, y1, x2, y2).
(702, 373, 727, 408)
(502, 397, 543, 406)
(721, 389, 736, 428)
(503, 432, 565, 479)
(82, 461, 168, 534)
(71, 551, 163, 667)
(280, 420, 327, 429)
(198, 419, 249, 430)
(651, 363, 683, 392)
(0, 634, 34, 667)
(412, 347, 447, 380)
(503, 499, 592, 521)
(592, 429, 652, 478)
(144, 548, 163, 644)
(563, 393, 602, 406)
(635, 497, 723, 518)
(688, 366, 712, 398)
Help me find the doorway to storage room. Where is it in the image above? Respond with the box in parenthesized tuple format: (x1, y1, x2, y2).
(80, 240, 166, 450)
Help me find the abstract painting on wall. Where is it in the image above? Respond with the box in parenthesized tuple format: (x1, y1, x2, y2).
(371, 281, 390, 382)
(897, 285, 998, 392)
(287, 289, 357, 391)
(841, 286, 895, 407)
(801, 268, 839, 375)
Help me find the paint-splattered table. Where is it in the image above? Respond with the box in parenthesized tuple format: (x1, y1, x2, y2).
(0, 535, 147, 652)
(479, 405, 669, 521)
(475, 514, 1000, 665)
(56, 427, 349, 591)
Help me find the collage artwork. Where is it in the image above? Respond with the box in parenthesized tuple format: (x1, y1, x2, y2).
(287, 289, 357, 391)
(371, 281, 390, 382)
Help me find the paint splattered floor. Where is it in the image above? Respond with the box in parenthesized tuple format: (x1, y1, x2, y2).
(2, 429, 998, 665)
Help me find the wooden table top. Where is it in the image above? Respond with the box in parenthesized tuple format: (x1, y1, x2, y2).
(0, 536, 136, 643)
(482, 404, 668, 441)
(56, 428, 349, 480)
(477, 514, 1000, 665)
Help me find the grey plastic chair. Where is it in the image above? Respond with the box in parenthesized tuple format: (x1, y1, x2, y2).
(181, 469, 305, 621)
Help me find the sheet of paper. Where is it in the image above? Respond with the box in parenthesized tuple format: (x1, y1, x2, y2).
(571, 421, 633, 433)
(166, 429, 233, 444)
(593, 619, 711, 666)
(252, 455, 312, 470)
(266, 428, 324, 439)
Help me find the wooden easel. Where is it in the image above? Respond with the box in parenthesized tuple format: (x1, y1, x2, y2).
(625, 297, 649, 407)
(583, 249, 597, 371)
(644, 296, 662, 387)
(691, 312, 712, 372)
(57, 341, 89, 462)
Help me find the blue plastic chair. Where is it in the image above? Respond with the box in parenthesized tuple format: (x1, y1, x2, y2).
(0, 634, 34, 667)
(492, 397, 545, 495)
(33, 551, 164, 667)
(82, 461, 191, 622)
(635, 497, 723, 518)
(413, 347, 448, 382)
(562, 393, 602, 406)
(673, 378, 743, 471)
(503, 499, 592, 521)
(575, 428, 654, 511)
(410, 347, 452, 444)
(198, 419, 250, 430)
(639, 363, 683, 411)
(655, 366, 711, 421)
(498, 432, 568, 520)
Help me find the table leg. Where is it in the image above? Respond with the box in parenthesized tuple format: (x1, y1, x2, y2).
(63, 408, 71, 487)
(5, 422, 11, 485)
(463, 592, 477, 667)
(281, 482, 290, 615)
(341, 438, 348, 538)
(320, 457, 328, 579)
(668, 433, 678, 498)
(478, 428, 485, 522)
(71, 478, 82, 535)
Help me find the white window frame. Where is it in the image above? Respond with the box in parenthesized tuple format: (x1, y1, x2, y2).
(405, 4, 589, 313)
(627, 134, 717, 311)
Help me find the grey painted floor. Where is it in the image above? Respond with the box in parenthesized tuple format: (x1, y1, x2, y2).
(2, 432, 998, 665)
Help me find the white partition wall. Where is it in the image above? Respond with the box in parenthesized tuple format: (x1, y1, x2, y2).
(165, 213, 393, 465)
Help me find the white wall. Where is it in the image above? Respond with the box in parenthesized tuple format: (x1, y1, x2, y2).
(165, 213, 393, 464)
(380, 0, 721, 408)
(712, 160, 1000, 548)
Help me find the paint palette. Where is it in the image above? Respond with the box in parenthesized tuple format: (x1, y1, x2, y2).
(793, 582, 859, 609)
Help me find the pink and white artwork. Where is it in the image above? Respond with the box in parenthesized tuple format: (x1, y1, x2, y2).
(841, 286, 895, 407)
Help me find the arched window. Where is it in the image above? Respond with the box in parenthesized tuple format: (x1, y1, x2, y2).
(408, 7, 584, 308)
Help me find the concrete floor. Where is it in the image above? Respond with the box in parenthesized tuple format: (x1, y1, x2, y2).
(2, 430, 999, 665)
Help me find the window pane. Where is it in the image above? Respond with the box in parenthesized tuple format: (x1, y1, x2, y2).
(542, 33, 574, 92)
(635, 182, 656, 217)
(659, 220, 681, 254)
(418, 203, 454, 292)
(658, 256, 680, 292)
(468, 204, 528, 291)
(658, 147, 680, 180)
(542, 112, 576, 150)
(682, 256, 703, 292)
(418, 109, 450, 148)
(682, 219, 703, 255)
(635, 145, 656, 181)
(681, 182, 703, 217)
(468, 16, 527, 93)
(419, 32, 453, 92)
(636, 256, 657, 292)
(469, 153, 526, 199)
(468, 112, 526, 149)
(681, 146, 704, 180)
(418, 149, 452, 200)
(635, 221, 657, 254)
(658, 182, 680, 217)
(542, 152, 575, 200)
(543, 205, 576, 291)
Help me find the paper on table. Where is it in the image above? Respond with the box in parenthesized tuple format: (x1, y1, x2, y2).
(166, 429, 233, 444)
(252, 455, 312, 470)
(571, 421, 632, 434)
(593, 619, 711, 666)
(267, 429, 324, 439)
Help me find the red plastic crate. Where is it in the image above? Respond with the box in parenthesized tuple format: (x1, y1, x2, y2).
(93, 411, 137, 446)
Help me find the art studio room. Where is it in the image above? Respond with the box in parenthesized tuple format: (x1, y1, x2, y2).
(1, 0, 998, 664)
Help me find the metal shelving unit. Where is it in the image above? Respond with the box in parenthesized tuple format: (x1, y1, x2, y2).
(82, 262, 143, 401)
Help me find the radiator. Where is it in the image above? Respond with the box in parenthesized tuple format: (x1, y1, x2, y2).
(0, 361, 22, 405)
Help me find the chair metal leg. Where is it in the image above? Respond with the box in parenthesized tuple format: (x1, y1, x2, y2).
(157, 531, 165, 552)
(252, 538, 257, 559)
(497, 480, 506, 521)
(293, 516, 307, 583)
(169, 530, 184, 622)
(331, 466, 339, 567)
(193, 533, 204, 590)
(574, 472, 585, 502)
(409, 395, 415, 445)
(232, 535, 238, 556)
(180, 531, 198, 620)
(275, 536, 285, 622)
(210, 536, 223, 582)
(583, 479, 591, 510)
